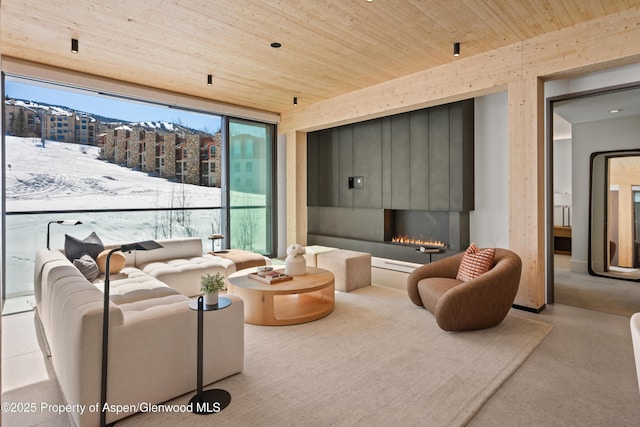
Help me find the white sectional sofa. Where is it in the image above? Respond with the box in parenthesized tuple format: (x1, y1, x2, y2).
(33, 237, 264, 427)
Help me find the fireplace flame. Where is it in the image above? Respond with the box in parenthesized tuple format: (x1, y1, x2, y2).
(391, 235, 447, 248)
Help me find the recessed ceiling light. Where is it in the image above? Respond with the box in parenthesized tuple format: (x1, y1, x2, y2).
(270, 42, 282, 48)
(610, 108, 622, 113)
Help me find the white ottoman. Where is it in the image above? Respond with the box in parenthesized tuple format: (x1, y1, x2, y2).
(303, 245, 338, 267)
(317, 249, 371, 292)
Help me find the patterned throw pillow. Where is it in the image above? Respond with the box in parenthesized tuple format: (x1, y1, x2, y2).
(456, 243, 495, 282)
(73, 254, 100, 281)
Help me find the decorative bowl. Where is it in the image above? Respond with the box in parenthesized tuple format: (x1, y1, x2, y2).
(257, 266, 274, 277)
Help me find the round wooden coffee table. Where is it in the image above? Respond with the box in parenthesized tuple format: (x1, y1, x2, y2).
(227, 266, 335, 326)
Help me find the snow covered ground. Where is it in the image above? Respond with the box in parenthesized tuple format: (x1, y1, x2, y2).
(6, 136, 220, 211)
(5, 136, 265, 296)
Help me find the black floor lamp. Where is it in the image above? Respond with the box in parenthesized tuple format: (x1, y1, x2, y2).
(100, 240, 162, 427)
(46, 220, 82, 249)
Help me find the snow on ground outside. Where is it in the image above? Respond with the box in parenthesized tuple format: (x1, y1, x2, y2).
(5, 136, 220, 211)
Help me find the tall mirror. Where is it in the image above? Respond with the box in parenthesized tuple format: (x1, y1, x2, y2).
(589, 150, 640, 281)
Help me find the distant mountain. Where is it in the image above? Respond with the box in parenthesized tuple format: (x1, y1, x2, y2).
(10, 98, 208, 135)
(10, 98, 125, 123)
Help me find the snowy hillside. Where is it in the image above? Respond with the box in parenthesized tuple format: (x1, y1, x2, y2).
(5, 136, 220, 212)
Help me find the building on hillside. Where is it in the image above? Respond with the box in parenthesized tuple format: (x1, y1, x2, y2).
(4, 99, 44, 139)
(4, 99, 100, 145)
(229, 132, 268, 195)
(200, 135, 222, 187)
(101, 127, 224, 188)
(73, 114, 97, 145)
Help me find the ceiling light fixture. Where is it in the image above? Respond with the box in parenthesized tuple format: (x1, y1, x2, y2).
(453, 42, 460, 57)
(71, 38, 79, 54)
(207, 74, 213, 86)
(270, 42, 282, 48)
(293, 97, 298, 106)
(610, 108, 622, 113)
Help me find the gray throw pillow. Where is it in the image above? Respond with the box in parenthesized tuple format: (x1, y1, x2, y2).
(73, 254, 100, 281)
(64, 231, 104, 261)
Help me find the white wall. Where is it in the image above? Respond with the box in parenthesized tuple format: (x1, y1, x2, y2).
(553, 137, 572, 226)
(470, 92, 510, 248)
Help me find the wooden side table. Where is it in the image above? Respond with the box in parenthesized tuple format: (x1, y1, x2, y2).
(188, 295, 232, 414)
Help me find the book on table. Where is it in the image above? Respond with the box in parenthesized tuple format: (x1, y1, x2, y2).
(248, 271, 293, 284)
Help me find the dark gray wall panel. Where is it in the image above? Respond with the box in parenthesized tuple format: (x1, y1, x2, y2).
(338, 126, 354, 208)
(410, 110, 429, 209)
(449, 103, 464, 211)
(307, 207, 385, 241)
(307, 100, 474, 214)
(307, 130, 333, 206)
(353, 120, 382, 208)
(391, 113, 411, 209)
(462, 100, 475, 211)
(428, 105, 451, 210)
(307, 131, 320, 206)
(382, 117, 392, 208)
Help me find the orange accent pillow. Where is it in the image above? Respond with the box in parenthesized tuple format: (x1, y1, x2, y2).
(456, 243, 495, 282)
(96, 250, 127, 274)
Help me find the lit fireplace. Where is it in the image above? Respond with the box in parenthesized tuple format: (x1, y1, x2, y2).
(391, 235, 447, 248)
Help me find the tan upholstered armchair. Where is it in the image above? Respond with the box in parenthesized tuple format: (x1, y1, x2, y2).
(407, 248, 522, 331)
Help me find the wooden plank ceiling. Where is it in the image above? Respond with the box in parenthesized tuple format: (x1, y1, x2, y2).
(1, 0, 639, 114)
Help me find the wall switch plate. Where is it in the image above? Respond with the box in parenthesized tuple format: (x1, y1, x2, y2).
(348, 176, 364, 189)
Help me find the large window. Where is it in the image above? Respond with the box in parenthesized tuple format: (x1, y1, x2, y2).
(3, 78, 276, 298)
(228, 118, 275, 254)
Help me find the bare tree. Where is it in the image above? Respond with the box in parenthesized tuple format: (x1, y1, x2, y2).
(145, 184, 198, 239)
(232, 196, 258, 250)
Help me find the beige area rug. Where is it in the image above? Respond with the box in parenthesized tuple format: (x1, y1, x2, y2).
(119, 285, 552, 427)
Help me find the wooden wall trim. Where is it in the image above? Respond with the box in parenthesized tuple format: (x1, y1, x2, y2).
(523, 7, 640, 80)
(280, 41, 521, 133)
(285, 130, 308, 248)
(508, 77, 546, 309)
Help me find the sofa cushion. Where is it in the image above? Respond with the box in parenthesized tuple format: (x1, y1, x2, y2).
(456, 243, 495, 282)
(65, 231, 104, 261)
(93, 269, 181, 306)
(96, 250, 127, 274)
(140, 256, 236, 297)
(73, 255, 100, 281)
(210, 249, 268, 271)
(133, 237, 204, 267)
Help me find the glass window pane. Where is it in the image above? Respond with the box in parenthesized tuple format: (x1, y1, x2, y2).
(3, 79, 225, 297)
(228, 118, 274, 255)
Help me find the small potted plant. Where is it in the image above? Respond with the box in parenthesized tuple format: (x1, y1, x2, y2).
(200, 272, 226, 306)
